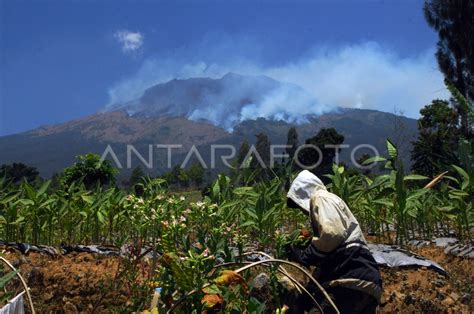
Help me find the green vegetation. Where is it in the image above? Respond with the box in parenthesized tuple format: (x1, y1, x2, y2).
(298, 127, 345, 178)
(62, 153, 118, 190)
(0, 163, 39, 185)
(0, 5, 471, 311)
(0, 138, 472, 311)
(424, 0, 474, 140)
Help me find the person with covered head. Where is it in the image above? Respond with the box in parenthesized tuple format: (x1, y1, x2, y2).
(285, 170, 382, 313)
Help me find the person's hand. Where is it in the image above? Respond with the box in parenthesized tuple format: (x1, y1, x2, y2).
(284, 243, 303, 263)
(298, 228, 311, 241)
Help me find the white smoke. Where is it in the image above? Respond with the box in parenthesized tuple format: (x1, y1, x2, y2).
(240, 84, 327, 123)
(106, 41, 448, 129)
(266, 42, 447, 118)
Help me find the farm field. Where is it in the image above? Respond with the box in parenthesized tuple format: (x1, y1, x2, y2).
(0, 141, 472, 313)
(2, 0, 474, 313)
(1, 242, 472, 313)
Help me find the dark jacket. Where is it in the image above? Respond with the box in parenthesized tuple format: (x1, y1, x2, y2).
(287, 170, 382, 302)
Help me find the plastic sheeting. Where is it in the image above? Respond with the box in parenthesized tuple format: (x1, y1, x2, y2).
(62, 244, 120, 256)
(0, 291, 25, 314)
(408, 238, 473, 258)
(0, 241, 160, 259)
(368, 244, 447, 275)
(0, 241, 59, 256)
(1, 240, 468, 272)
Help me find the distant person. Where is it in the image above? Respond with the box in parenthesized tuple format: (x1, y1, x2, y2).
(285, 170, 382, 313)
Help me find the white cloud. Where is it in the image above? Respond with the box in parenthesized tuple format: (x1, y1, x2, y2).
(114, 30, 143, 53)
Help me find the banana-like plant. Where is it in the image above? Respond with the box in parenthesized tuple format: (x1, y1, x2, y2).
(364, 139, 429, 244)
(443, 165, 473, 239)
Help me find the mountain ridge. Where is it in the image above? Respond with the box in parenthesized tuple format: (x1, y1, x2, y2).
(0, 108, 417, 178)
(1, 73, 419, 178)
(105, 72, 322, 130)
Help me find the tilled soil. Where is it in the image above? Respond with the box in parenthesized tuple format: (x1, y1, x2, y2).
(1, 250, 150, 313)
(0, 244, 472, 313)
(379, 245, 473, 313)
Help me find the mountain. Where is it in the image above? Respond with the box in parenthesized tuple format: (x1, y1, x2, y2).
(106, 73, 321, 131)
(0, 110, 417, 179)
(0, 73, 418, 178)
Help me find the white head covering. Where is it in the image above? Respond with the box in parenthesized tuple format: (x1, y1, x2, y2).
(287, 170, 326, 215)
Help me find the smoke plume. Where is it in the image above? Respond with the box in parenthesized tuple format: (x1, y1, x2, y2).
(105, 40, 448, 130)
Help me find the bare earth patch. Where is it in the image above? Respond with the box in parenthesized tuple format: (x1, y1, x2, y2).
(1, 244, 472, 313)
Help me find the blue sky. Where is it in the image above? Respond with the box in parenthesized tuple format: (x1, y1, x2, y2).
(0, 0, 445, 136)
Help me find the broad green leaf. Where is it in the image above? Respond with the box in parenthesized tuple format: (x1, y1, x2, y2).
(0, 270, 18, 288)
(452, 165, 470, 190)
(97, 210, 105, 223)
(449, 190, 469, 197)
(81, 195, 94, 204)
(0, 192, 20, 205)
(245, 208, 258, 219)
(407, 189, 429, 201)
(404, 174, 429, 181)
(36, 180, 51, 198)
(439, 206, 457, 213)
(362, 156, 386, 165)
(373, 199, 393, 207)
(18, 199, 34, 206)
(444, 176, 459, 184)
(202, 284, 221, 295)
(386, 139, 398, 159)
(369, 175, 390, 190)
(40, 199, 56, 207)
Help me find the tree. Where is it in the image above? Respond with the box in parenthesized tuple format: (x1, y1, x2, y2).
(286, 127, 299, 160)
(130, 166, 146, 185)
(50, 172, 63, 190)
(424, 0, 474, 138)
(237, 140, 250, 167)
(164, 165, 190, 188)
(411, 99, 459, 177)
(62, 154, 117, 189)
(254, 133, 271, 167)
(298, 128, 344, 177)
(0, 163, 39, 185)
(187, 162, 205, 187)
(251, 132, 271, 173)
(129, 166, 146, 192)
(245, 133, 272, 181)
